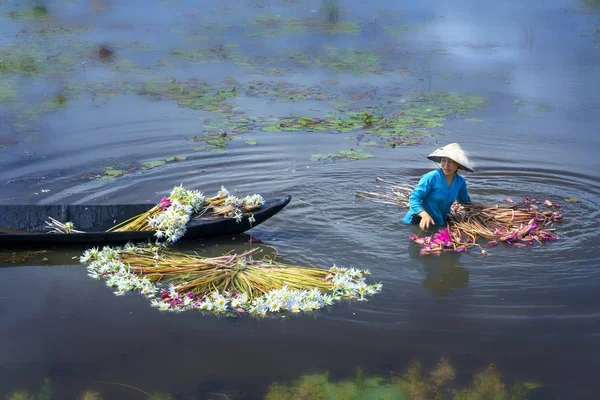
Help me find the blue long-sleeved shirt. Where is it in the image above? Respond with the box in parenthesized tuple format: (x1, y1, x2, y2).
(402, 168, 471, 226)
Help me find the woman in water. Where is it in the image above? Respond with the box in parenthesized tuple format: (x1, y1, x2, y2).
(402, 142, 473, 230)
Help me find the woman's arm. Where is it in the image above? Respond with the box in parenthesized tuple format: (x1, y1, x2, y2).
(409, 175, 435, 229)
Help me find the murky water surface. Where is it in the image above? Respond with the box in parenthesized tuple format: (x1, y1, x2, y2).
(1, 0, 600, 398)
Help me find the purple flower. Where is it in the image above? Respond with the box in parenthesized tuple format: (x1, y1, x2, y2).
(159, 196, 172, 210)
(433, 228, 451, 244)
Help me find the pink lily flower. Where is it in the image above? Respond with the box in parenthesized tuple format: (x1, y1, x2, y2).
(159, 196, 172, 210)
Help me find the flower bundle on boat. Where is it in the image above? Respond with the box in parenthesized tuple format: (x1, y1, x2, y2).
(105, 185, 264, 242)
(356, 177, 563, 256)
(80, 243, 382, 318)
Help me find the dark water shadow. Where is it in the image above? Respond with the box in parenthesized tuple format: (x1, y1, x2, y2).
(407, 227, 470, 297)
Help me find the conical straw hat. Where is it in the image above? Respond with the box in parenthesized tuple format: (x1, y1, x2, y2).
(427, 142, 474, 172)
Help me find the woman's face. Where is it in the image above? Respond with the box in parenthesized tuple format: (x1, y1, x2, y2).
(440, 157, 460, 177)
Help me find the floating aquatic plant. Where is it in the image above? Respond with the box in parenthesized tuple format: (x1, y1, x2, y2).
(317, 46, 381, 75)
(311, 148, 375, 162)
(0, 79, 18, 104)
(175, 90, 486, 149)
(188, 130, 234, 152)
(581, 0, 600, 10)
(0, 47, 44, 75)
(245, 80, 329, 102)
(322, 0, 341, 24)
(169, 45, 233, 63)
(9, 5, 49, 20)
(141, 80, 237, 115)
(80, 243, 382, 318)
(243, 14, 361, 37)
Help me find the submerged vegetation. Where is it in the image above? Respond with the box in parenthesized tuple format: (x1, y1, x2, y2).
(265, 359, 542, 400)
(5, 378, 52, 400)
(2, 360, 543, 399)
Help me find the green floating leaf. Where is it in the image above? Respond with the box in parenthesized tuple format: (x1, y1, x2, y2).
(360, 140, 379, 147)
(464, 118, 483, 123)
(103, 167, 125, 177)
(9, 6, 48, 20)
(245, 139, 258, 145)
(194, 145, 226, 153)
(141, 160, 167, 169)
(311, 148, 375, 162)
(298, 117, 314, 126)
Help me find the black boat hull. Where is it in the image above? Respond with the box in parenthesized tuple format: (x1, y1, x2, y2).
(0, 195, 291, 247)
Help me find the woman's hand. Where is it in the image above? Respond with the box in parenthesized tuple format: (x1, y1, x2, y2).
(418, 211, 435, 230)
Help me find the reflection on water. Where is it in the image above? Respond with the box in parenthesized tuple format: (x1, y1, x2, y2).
(406, 232, 471, 297)
(420, 254, 469, 297)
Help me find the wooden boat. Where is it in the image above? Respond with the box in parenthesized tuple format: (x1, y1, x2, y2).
(0, 195, 291, 247)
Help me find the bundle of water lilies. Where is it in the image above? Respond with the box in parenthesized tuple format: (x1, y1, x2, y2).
(106, 184, 264, 243)
(80, 242, 382, 317)
(356, 178, 563, 256)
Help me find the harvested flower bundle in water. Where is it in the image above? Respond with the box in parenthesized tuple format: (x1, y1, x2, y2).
(357, 178, 563, 256)
(412, 198, 562, 255)
(355, 177, 413, 208)
(80, 243, 382, 317)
